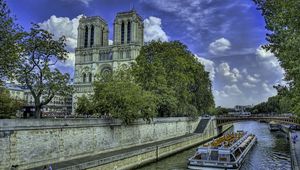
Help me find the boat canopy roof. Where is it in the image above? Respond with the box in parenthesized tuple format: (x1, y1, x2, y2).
(197, 131, 251, 154)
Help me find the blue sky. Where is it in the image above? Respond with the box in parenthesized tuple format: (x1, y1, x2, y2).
(7, 0, 284, 107)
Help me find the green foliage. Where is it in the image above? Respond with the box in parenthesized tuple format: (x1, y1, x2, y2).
(250, 86, 292, 114)
(209, 107, 232, 116)
(92, 68, 157, 124)
(77, 41, 214, 123)
(76, 95, 94, 115)
(0, 0, 72, 118)
(14, 25, 73, 118)
(132, 41, 214, 117)
(0, 0, 24, 81)
(254, 0, 300, 116)
(0, 87, 23, 118)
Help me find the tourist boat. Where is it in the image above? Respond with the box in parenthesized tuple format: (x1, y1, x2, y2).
(269, 121, 281, 131)
(187, 131, 257, 169)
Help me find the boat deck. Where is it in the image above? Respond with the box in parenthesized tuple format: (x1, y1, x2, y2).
(203, 131, 245, 148)
(188, 131, 257, 170)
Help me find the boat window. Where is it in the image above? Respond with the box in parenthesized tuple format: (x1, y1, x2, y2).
(233, 149, 242, 158)
(210, 151, 219, 161)
(230, 154, 236, 162)
(196, 153, 208, 160)
(219, 154, 230, 162)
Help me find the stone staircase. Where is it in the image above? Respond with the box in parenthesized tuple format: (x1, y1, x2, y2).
(194, 118, 210, 133)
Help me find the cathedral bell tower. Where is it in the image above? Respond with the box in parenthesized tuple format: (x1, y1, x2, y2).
(77, 16, 109, 48)
(113, 10, 144, 46)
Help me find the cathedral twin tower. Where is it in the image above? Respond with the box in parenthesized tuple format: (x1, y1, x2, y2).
(73, 10, 144, 112)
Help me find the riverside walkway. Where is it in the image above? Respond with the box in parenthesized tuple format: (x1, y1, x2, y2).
(31, 134, 197, 170)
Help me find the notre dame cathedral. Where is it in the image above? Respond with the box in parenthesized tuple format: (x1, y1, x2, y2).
(72, 10, 144, 113)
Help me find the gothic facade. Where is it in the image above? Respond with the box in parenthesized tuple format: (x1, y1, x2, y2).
(72, 10, 144, 113)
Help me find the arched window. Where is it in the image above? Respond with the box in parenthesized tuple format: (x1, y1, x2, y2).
(82, 55, 85, 62)
(84, 26, 88, 48)
(108, 52, 112, 60)
(126, 51, 130, 58)
(89, 73, 92, 82)
(101, 28, 104, 46)
(120, 51, 123, 59)
(90, 25, 94, 47)
(121, 21, 125, 44)
(127, 21, 131, 43)
(83, 73, 86, 83)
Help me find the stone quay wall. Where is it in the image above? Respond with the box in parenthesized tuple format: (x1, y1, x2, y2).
(0, 117, 200, 169)
(88, 119, 231, 170)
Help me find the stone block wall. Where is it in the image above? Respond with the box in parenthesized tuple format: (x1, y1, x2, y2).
(0, 117, 200, 169)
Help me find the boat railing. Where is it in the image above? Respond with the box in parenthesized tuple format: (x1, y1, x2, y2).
(193, 133, 255, 163)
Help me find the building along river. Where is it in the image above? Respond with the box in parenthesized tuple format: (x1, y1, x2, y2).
(137, 121, 291, 170)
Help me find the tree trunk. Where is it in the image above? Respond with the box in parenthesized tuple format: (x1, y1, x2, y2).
(35, 105, 41, 119)
(34, 96, 42, 119)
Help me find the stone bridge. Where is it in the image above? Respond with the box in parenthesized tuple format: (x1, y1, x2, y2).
(216, 114, 300, 126)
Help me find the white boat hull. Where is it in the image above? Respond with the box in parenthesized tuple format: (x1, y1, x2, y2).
(188, 135, 257, 170)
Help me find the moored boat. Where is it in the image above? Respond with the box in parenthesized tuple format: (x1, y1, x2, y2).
(269, 121, 280, 131)
(187, 131, 257, 169)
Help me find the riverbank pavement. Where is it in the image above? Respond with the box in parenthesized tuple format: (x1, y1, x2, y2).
(30, 133, 196, 170)
(290, 131, 300, 170)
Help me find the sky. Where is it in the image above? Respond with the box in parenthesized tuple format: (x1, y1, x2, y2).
(6, 0, 285, 108)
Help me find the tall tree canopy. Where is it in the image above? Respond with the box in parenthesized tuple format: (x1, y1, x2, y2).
(15, 25, 73, 118)
(0, 0, 23, 81)
(132, 41, 214, 117)
(76, 41, 214, 123)
(254, 0, 300, 115)
(92, 67, 157, 124)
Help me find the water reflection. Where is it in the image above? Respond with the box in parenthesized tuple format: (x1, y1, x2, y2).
(137, 121, 291, 170)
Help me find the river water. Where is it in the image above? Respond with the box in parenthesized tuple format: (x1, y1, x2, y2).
(137, 121, 291, 170)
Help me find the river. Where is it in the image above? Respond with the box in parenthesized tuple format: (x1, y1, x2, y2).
(137, 121, 291, 170)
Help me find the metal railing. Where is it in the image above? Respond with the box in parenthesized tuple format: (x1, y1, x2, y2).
(216, 114, 300, 126)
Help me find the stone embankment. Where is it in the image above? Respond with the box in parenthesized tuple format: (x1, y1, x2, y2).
(280, 125, 300, 170)
(0, 117, 229, 170)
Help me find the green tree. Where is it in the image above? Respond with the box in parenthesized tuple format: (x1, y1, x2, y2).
(93, 68, 157, 124)
(0, 86, 23, 118)
(254, 0, 300, 116)
(132, 41, 214, 117)
(209, 106, 230, 116)
(76, 95, 94, 115)
(15, 25, 73, 118)
(0, 0, 23, 81)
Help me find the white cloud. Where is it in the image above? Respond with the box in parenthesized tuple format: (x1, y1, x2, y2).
(215, 84, 242, 99)
(140, 0, 234, 33)
(38, 15, 83, 69)
(217, 62, 241, 82)
(214, 90, 229, 98)
(256, 46, 283, 74)
(246, 75, 260, 83)
(253, 74, 260, 78)
(39, 15, 82, 52)
(209, 38, 231, 55)
(64, 52, 75, 68)
(78, 0, 92, 6)
(195, 55, 215, 81)
(242, 82, 256, 88)
(256, 46, 274, 59)
(262, 82, 275, 93)
(224, 84, 242, 96)
(109, 40, 113, 45)
(63, 0, 92, 6)
(260, 82, 277, 97)
(144, 16, 169, 42)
